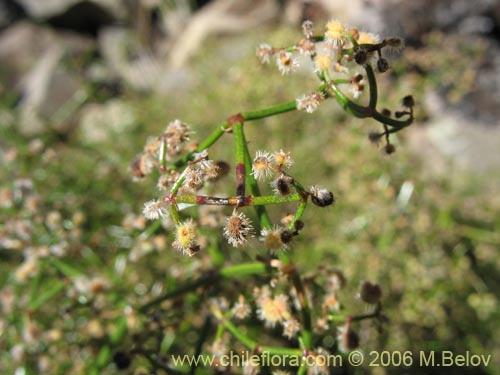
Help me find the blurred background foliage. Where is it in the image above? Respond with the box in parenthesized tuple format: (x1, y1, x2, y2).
(1, 0, 499, 374)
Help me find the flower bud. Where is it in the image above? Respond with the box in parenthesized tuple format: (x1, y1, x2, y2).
(359, 280, 382, 304)
(402, 95, 415, 108)
(384, 143, 396, 154)
(294, 220, 304, 231)
(354, 48, 368, 65)
(377, 57, 389, 73)
(280, 230, 294, 244)
(310, 186, 335, 207)
(381, 108, 391, 117)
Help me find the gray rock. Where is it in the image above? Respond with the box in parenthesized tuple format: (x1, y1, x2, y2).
(0, 22, 94, 134)
(15, 0, 126, 20)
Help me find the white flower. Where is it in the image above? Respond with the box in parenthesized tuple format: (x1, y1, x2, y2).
(251, 150, 274, 180)
(276, 51, 299, 75)
(143, 199, 168, 220)
(256, 43, 274, 64)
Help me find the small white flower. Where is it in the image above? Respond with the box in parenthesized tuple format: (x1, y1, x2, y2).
(302, 20, 314, 38)
(251, 150, 274, 180)
(296, 92, 324, 113)
(256, 43, 273, 64)
(276, 51, 299, 75)
(143, 199, 168, 220)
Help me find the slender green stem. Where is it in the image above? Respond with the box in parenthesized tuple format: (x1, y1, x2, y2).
(373, 110, 413, 129)
(215, 324, 225, 341)
(288, 200, 308, 231)
(259, 346, 303, 357)
(139, 220, 163, 239)
(222, 319, 257, 349)
(174, 193, 302, 206)
(241, 130, 273, 229)
(173, 83, 331, 170)
(242, 101, 297, 121)
(290, 271, 312, 349)
(365, 64, 378, 109)
(139, 273, 216, 312)
(329, 81, 370, 118)
(139, 262, 267, 312)
(232, 122, 246, 197)
(219, 262, 267, 278)
(233, 122, 246, 166)
(297, 362, 308, 375)
(253, 194, 301, 205)
(169, 203, 181, 226)
(174, 120, 229, 167)
(222, 319, 302, 356)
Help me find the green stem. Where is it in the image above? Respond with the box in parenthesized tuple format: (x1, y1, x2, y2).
(232, 122, 246, 196)
(233, 122, 246, 166)
(139, 262, 267, 312)
(290, 271, 313, 349)
(174, 193, 302, 206)
(222, 319, 257, 349)
(219, 262, 267, 278)
(139, 220, 163, 239)
(173, 83, 330, 170)
(222, 319, 302, 356)
(365, 64, 378, 109)
(329, 81, 370, 118)
(288, 200, 308, 231)
(373, 110, 413, 129)
(174, 120, 229, 167)
(242, 101, 297, 121)
(241, 130, 273, 230)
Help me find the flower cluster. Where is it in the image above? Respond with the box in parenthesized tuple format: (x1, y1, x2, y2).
(135, 17, 413, 262)
(256, 19, 406, 123)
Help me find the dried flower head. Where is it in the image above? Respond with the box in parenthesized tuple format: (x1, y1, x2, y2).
(337, 321, 360, 353)
(385, 37, 405, 53)
(252, 150, 274, 180)
(164, 119, 191, 155)
(309, 186, 335, 207)
(270, 175, 293, 196)
(143, 199, 168, 220)
(296, 92, 325, 113)
(302, 20, 314, 38)
(272, 149, 293, 170)
(223, 210, 253, 247)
